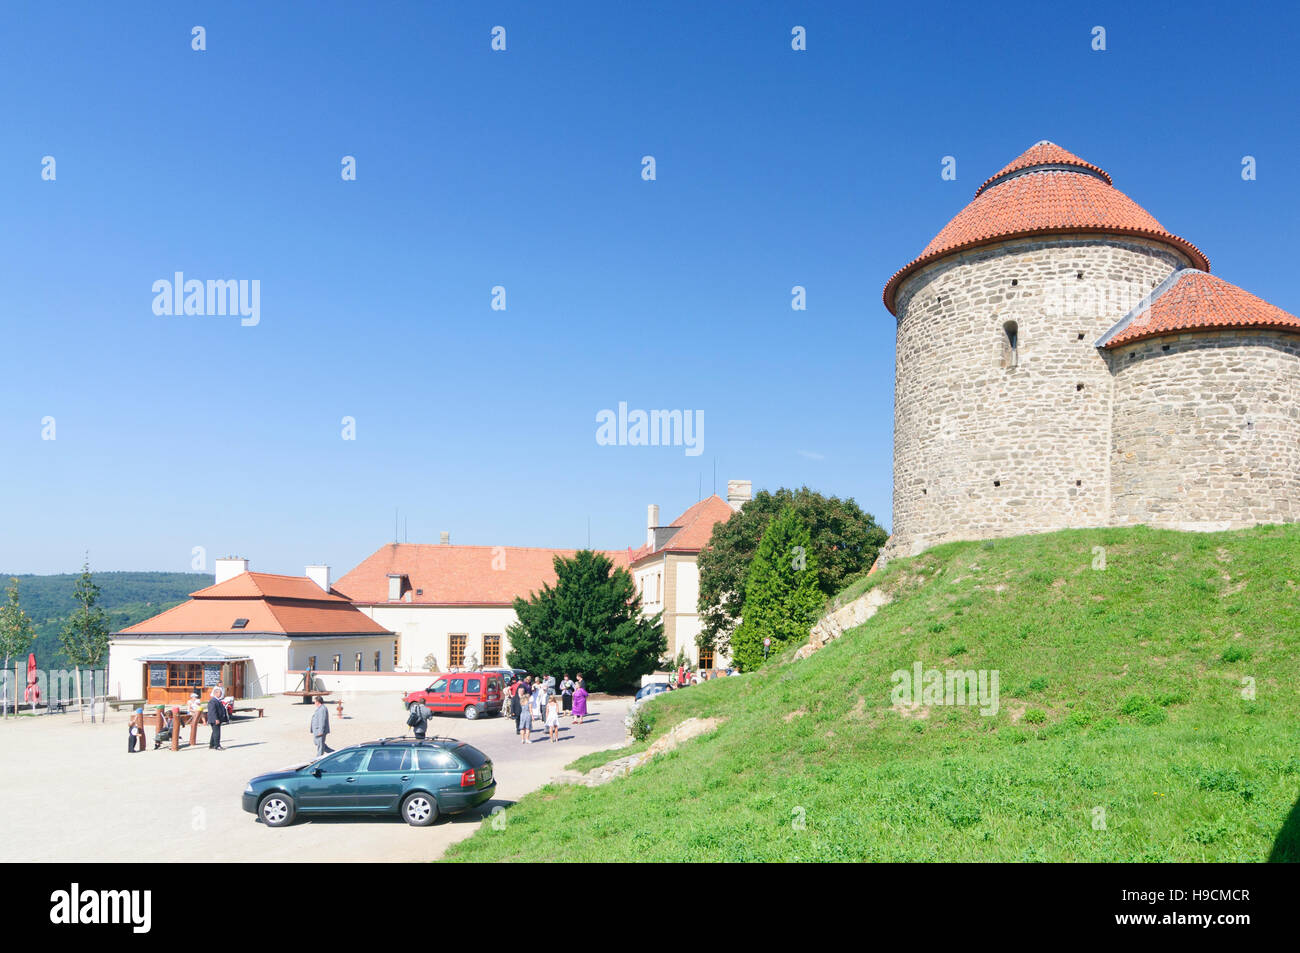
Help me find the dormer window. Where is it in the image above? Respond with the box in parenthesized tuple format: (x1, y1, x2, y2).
(387, 574, 409, 602)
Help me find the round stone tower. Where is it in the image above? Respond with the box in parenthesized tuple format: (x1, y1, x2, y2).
(881, 142, 1208, 559)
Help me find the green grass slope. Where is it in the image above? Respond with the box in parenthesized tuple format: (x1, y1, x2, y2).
(445, 525, 1300, 862)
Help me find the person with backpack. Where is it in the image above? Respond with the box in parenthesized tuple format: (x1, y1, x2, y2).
(407, 699, 430, 740)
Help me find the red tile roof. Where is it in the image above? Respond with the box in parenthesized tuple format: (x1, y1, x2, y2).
(116, 573, 392, 636)
(1097, 269, 1300, 349)
(189, 571, 351, 602)
(883, 142, 1210, 314)
(334, 545, 631, 606)
(630, 494, 736, 566)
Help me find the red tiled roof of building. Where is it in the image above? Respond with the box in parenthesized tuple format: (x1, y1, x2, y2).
(631, 494, 736, 566)
(117, 573, 392, 636)
(334, 544, 631, 606)
(974, 140, 1112, 195)
(883, 142, 1210, 314)
(188, 571, 351, 602)
(1097, 269, 1300, 349)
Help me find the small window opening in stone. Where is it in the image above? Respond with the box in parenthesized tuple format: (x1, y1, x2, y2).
(922, 488, 927, 496)
(1011, 279, 1018, 286)
(1076, 271, 1084, 279)
(993, 480, 1001, 488)
(1001, 320, 1019, 368)
(1162, 344, 1171, 351)
(1075, 480, 1082, 487)
(1077, 332, 1085, 340)
(1076, 383, 1084, 391)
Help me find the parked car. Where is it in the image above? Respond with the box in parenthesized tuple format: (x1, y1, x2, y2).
(635, 682, 671, 703)
(403, 672, 504, 719)
(483, 666, 528, 684)
(242, 737, 496, 828)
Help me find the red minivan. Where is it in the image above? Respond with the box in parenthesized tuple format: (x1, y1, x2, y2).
(404, 673, 504, 720)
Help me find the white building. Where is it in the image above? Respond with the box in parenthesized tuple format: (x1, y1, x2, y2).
(333, 541, 629, 672)
(628, 480, 751, 668)
(108, 558, 395, 703)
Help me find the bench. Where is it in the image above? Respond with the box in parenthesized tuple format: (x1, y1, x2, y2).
(234, 706, 264, 718)
(108, 699, 145, 712)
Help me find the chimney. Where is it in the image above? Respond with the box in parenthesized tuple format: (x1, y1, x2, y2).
(439, 531, 450, 545)
(305, 565, 331, 593)
(646, 504, 659, 549)
(726, 480, 752, 511)
(214, 557, 248, 584)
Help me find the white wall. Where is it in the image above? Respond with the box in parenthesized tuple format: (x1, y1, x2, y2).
(287, 636, 397, 675)
(357, 605, 518, 671)
(107, 639, 290, 700)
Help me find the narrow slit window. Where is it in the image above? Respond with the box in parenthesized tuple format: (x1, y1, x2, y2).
(1002, 321, 1019, 368)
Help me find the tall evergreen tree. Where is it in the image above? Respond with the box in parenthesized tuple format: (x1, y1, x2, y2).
(698, 487, 887, 656)
(59, 560, 110, 721)
(730, 508, 824, 671)
(506, 550, 665, 692)
(0, 578, 36, 716)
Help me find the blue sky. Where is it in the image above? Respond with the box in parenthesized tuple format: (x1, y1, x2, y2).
(3, 0, 1298, 575)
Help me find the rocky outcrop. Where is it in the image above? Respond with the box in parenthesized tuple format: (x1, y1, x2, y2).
(554, 717, 720, 787)
(794, 586, 893, 660)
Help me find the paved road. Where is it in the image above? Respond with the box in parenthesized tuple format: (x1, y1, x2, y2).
(0, 692, 630, 862)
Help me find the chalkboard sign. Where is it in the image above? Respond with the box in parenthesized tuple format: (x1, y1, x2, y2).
(203, 664, 222, 687)
(149, 664, 166, 688)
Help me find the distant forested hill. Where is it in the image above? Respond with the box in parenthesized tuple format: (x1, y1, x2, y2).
(0, 572, 209, 669)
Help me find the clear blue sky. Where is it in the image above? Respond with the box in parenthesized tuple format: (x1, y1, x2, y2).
(3, 1, 1298, 575)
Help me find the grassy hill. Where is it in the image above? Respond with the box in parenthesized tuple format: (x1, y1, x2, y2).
(1, 572, 209, 669)
(445, 524, 1300, 861)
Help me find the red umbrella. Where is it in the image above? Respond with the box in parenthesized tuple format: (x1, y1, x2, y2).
(24, 653, 39, 705)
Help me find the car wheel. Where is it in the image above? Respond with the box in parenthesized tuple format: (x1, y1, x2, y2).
(259, 792, 295, 827)
(402, 792, 438, 827)
(464, 705, 479, 720)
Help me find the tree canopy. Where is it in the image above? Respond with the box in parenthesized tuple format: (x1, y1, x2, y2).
(730, 507, 824, 671)
(506, 550, 665, 692)
(59, 561, 110, 669)
(697, 487, 887, 656)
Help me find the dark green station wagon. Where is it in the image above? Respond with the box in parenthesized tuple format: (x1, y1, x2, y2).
(242, 737, 496, 827)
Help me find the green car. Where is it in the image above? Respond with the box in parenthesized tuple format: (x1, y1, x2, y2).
(242, 737, 496, 827)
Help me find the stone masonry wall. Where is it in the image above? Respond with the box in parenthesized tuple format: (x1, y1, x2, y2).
(1108, 330, 1300, 530)
(885, 236, 1189, 559)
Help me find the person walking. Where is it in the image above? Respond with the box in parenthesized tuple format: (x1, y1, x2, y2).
(407, 699, 430, 740)
(572, 676, 588, 725)
(128, 708, 143, 753)
(545, 695, 560, 743)
(560, 674, 574, 715)
(510, 680, 524, 733)
(207, 687, 230, 750)
(310, 695, 333, 755)
(518, 688, 533, 743)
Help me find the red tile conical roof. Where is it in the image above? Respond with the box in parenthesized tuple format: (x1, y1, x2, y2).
(883, 142, 1210, 314)
(1096, 269, 1300, 349)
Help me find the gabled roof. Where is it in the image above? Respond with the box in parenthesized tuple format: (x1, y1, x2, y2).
(115, 572, 392, 637)
(883, 141, 1210, 314)
(1096, 269, 1300, 349)
(334, 544, 631, 606)
(630, 494, 737, 566)
(189, 571, 350, 602)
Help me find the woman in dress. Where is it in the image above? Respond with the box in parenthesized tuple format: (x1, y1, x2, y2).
(572, 676, 588, 725)
(518, 687, 533, 743)
(545, 695, 560, 742)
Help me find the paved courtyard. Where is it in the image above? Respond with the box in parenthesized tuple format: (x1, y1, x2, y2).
(0, 691, 631, 862)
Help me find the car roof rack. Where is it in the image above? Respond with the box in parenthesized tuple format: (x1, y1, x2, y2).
(374, 735, 461, 745)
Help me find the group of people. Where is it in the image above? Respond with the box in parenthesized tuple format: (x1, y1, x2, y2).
(509, 673, 587, 744)
(126, 685, 233, 753)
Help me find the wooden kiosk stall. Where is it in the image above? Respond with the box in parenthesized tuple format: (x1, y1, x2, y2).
(137, 645, 250, 706)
